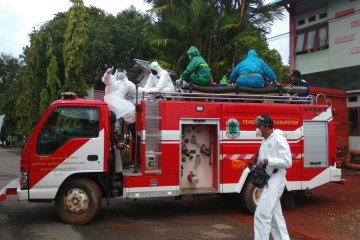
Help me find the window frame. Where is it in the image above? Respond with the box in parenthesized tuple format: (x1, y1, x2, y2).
(295, 24, 329, 55)
(349, 107, 360, 136)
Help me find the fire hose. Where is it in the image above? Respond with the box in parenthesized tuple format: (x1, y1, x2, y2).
(344, 150, 360, 170)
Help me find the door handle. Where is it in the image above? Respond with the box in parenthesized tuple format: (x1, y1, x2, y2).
(87, 155, 98, 161)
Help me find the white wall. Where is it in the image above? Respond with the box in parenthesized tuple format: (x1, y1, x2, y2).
(328, 0, 360, 70)
(294, 0, 360, 73)
(296, 49, 329, 74)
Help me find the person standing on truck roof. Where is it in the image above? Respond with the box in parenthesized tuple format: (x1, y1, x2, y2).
(230, 49, 277, 88)
(180, 46, 212, 86)
(254, 114, 292, 240)
(102, 64, 137, 148)
(289, 69, 309, 97)
(139, 61, 175, 93)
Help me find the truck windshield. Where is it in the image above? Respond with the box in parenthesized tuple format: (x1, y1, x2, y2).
(36, 107, 99, 155)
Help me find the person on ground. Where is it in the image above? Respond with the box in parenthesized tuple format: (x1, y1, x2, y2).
(289, 69, 309, 97)
(139, 61, 175, 93)
(254, 114, 292, 240)
(230, 49, 277, 88)
(180, 46, 212, 86)
(102, 64, 137, 149)
(0, 124, 7, 147)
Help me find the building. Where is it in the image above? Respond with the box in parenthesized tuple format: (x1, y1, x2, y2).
(275, 0, 360, 151)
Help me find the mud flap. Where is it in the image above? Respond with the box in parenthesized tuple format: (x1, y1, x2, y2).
(0, 178, 19, 201)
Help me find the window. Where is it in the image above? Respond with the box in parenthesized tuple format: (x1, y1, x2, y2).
(295, 24, 328, 54)
(37, 107, 99, 155)
(306, 30, 316, 50)
(298, 19, 305, 26)
(319, 12, 327, 19)
(318, 26, 328, 48)
(349, 108, 359, 135)
(348, 96, 357, 102)
(308, 15, 316, 22)
(295, 33, 305, 52)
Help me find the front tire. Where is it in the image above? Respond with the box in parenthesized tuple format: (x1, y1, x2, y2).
(55, 178, 102, 225)
(241, 181, 261, 214)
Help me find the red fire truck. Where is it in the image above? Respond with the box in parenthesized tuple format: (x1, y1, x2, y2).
(0, 91, 342, 225)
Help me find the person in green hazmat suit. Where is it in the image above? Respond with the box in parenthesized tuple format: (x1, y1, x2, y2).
(180, 46, 212, 86)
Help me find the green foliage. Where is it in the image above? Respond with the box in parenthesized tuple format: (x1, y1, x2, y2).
(47, 55, 61, 102)
(144, 0, 286, 80)
(39, 88, 50, 115)
(15, 32, 46, 135)
(0, 54, 22, 134)
(62, 0, 89, 97)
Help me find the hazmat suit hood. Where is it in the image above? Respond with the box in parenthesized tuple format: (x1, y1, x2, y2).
(115, 69, 127, 81)
(187, 46, 201, 60)
(246, 49, 258, 58)
(149, 61, 161, 72)
(272, 129, 285, 137)
(272, 129, 286, 137)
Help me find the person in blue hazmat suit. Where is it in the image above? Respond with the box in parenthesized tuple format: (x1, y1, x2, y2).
(180, 46, 212, 86)
(289, 69, 309, 97)
(139, 61, 175, 93)
(254, 114, 292, 240)
(230, 49, 277, 88)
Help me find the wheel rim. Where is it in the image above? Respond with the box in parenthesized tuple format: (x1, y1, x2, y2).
(253, 187, 261, 205)
(63, 188, 89, 214)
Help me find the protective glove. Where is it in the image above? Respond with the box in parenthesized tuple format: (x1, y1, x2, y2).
(102, 67, 113, 84)
(106, 67, 113, 75)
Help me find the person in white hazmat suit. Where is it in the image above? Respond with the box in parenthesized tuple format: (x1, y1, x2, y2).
(254, 114, 292, 240)
(102, 64, 137, 149)
(139, 61, 175, 93)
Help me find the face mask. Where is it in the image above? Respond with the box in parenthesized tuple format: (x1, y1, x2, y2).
(116, 71, 126, 81)
(256, 128, 262, 137)
(151, 69, 158, 75)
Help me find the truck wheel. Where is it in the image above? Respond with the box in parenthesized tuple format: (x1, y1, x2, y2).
(281, 190, 295, 211)
(241, 181, 260, 214)
(55, 178, 102, 225)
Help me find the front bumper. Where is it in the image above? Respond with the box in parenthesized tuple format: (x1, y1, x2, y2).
(330, 165, 342, 182)
(0, 178, 20, 201)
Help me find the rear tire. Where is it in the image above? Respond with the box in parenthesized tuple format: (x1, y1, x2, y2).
(241, 181, 260, 214)
(55, 178, 102, 225)
(281, 190, 295, 211)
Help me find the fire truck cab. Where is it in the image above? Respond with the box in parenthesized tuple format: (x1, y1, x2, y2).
(0, 91, 342, 224)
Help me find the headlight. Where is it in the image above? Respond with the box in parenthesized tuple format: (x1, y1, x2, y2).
(20, 172, 28, 190)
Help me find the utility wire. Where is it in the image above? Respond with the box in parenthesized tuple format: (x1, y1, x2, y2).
(266, 9, 360, 42)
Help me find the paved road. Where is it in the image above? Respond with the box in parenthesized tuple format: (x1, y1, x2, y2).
(0, 147, 253, 240)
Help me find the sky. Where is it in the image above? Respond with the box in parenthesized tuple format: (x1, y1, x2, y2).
(0, 0, 289, 64)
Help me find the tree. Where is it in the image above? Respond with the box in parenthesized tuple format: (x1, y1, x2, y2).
(15, 32, 46, 135)
(0, 54, 22, 135)
(39, 39, 61, 116)
(144, 0, 285, 80)
(62, 0, 89, 97)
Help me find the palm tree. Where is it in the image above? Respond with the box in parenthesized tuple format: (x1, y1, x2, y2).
(145, 0, 284, 80)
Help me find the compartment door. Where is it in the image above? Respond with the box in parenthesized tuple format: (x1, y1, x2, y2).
(303, 121, 328, 168)
(179, 119, 219, 194)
